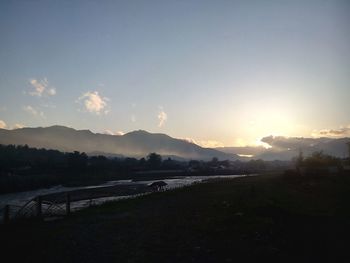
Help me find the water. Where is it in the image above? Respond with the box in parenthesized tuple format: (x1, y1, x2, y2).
(0, 174, 250, 219)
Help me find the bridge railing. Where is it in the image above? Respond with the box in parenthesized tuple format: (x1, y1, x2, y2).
(2, 193, 71, 224)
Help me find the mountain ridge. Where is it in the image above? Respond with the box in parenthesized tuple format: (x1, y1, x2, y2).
(0, 125, 237, 161)
(217, 136, 350, 161)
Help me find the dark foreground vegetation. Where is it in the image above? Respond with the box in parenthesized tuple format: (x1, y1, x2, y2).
(1, 173, 350, 262)
(0, 144, 290, 194)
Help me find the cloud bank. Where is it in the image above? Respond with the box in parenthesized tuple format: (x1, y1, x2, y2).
(0, 121, 26, 130)
(13, 123, 25, 129)
(181, 137, 225, 148)
(103, 130, 125, 136)
(0, 120, 7, 129)
(312, 125, 350, 137)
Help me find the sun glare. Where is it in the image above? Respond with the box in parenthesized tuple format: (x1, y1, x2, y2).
(254, 138, 272, 149)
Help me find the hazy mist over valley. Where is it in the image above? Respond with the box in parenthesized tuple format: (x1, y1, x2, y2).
(1, 125, 349, 161)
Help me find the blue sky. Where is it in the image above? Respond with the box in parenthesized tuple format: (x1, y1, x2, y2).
(1, 0, 349, 147)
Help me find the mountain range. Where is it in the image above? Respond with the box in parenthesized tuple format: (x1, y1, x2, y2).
(217, 135, 350, 161)
(0, 126, 348, 161)
(0, 125, 237, 161)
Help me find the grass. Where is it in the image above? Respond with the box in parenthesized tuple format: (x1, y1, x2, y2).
(1, 173, 350, 262)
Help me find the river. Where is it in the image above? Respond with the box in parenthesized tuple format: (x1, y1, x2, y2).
(0, 174, 250, 220)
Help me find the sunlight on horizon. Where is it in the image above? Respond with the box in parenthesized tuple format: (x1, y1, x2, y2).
(0, 0, 349, 148)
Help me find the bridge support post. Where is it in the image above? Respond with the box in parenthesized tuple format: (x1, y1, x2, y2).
(36, 196, 42, 218)
(66, 193, 71, 216)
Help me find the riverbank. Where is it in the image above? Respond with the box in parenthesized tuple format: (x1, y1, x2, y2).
(0, 174, 247, 216)
(1, 173, 350, 262)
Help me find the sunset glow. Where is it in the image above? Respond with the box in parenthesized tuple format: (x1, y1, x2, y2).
(0, 1, 349, 147)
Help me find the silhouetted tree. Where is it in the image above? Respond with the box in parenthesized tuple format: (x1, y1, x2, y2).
(162, 157, 180, 169)
(220, 160, 230, 168)
(189, 160, 200, 167)
(303, 151, 339, 168)
(210, 157, 219, 166)
(147, 153, 162, 169)
(247, 159, 266, 171)
(294, 149, 304, 171)
(139, 157, 147, 169)
(67, 151, 88, 171)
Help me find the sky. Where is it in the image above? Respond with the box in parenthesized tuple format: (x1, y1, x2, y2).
(0, 0, 349, 147)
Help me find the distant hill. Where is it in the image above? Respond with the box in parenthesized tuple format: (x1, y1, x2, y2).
(217, 136, 350, 161)
(255, 136, 350, 161)
(0, 125, 237, 161)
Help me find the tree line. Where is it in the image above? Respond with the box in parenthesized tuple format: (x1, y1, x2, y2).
(0, 144, 294, 194)
(0, 145, 183, 193)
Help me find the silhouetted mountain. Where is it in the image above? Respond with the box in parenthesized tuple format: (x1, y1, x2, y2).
(0, 126, 237, 161)
(256, 136, 350, 161)
(216, 136, 350, 161)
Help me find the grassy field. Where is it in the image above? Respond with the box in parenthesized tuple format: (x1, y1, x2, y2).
(1, 173, 350, 262)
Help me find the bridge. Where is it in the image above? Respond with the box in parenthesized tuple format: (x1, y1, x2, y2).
(1, 182, 155, 224)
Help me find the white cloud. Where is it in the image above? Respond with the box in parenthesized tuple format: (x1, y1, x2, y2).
(196, 140, 225, 148)
(47, 88, 56, 96)
(179, 137, 225, 148)
(103, 130, 125, 136)
(0, 120, 7, 129)
(103, 129, 114, 135)
(13, 123, 25, 129)
(312, 125, 350, 138)
(77, 91, 109, 115)
(0, 121, 25, 130)
(115, 131, 125, 136)
(29, 78, 56, 97)
(182, 137, 198, 144)
(157, 107, 167, 127)
(23, 105, 45, 118)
